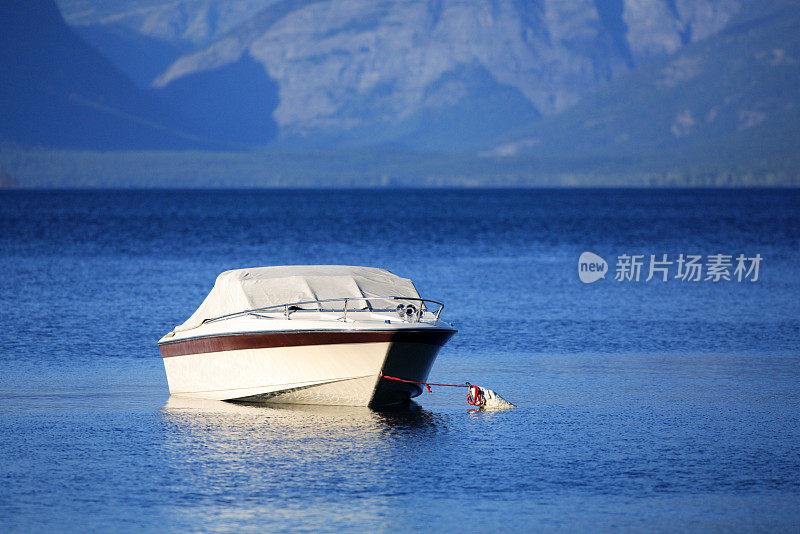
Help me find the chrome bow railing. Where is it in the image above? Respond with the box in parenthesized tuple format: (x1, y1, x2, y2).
(203, 296, 445, 324)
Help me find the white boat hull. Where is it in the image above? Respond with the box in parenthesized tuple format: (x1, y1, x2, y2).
(160, 331, 452, 407)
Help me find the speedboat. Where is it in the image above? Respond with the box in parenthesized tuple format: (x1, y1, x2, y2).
(158, 266, 457, 407)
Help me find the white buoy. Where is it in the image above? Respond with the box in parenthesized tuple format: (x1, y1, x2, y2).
(477, 387, 516, 410)
(468, 384, 516, 410)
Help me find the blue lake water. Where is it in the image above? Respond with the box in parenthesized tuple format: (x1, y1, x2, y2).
(1, 189, 799, 531)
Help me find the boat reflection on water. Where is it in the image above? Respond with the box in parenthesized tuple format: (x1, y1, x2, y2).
(157, 397, 449, 529)
(159, 396, 447, 458)
(157, 396, 450, 528)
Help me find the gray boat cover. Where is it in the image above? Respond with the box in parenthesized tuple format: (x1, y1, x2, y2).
(174, 265, 420, 331)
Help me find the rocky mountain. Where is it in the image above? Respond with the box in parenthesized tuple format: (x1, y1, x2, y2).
(0, 0, 209, 149)
(55, 1, 278, 88)
(57, 0, 746, 150)
(487, 0, 800, 161)
(58, 0, 276, 47)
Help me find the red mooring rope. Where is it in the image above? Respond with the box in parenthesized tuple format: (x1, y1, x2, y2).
(379, 373, 484, 406)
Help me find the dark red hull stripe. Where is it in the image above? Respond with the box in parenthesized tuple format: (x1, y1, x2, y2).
(159, 329, 456, 358)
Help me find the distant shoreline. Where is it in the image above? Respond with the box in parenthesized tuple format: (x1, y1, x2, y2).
(1, 147, 798, 188)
